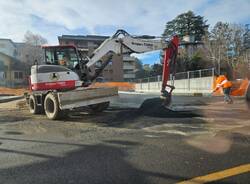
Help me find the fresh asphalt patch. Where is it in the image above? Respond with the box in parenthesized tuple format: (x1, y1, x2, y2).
(96, 97, 201, 127)
(138, 97, 200, 118)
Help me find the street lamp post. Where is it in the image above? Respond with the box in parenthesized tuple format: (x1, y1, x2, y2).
(211, 56, 220, 75)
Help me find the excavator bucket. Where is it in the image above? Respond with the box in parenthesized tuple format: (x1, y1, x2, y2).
(160, 92, 172, 108)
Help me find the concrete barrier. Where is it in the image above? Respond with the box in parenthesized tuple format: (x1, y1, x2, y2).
(135, 76, 214, 95)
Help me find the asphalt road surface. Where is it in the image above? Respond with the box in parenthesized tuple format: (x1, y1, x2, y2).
(0, 94, 249, 184)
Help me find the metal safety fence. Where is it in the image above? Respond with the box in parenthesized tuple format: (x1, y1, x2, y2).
(134, 68, 215, 83)
(134, 68, 215, 93)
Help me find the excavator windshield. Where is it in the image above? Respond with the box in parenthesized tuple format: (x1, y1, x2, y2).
(44, 46, 79, 70)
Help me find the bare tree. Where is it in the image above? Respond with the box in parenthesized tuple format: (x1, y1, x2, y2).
(204, 22, 248, 78)
(21, 31, 48, 65)
(208, 22, 232, 73)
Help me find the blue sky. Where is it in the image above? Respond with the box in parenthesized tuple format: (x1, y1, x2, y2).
(132, 51, 162, 65)
(0, 0, 249, 65)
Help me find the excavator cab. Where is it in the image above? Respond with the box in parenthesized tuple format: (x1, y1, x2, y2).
(43, 45, 80, 70)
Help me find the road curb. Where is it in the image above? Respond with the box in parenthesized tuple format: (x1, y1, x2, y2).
(0, 96, 24, 103)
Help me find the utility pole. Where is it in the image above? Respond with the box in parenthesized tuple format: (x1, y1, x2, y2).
(218, 46, 221, 75)
(244, 24, 250, 69)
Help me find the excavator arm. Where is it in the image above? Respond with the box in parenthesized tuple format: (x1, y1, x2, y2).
(84, 30, 179, 106)
(86, 30, 169, 68)
(160, 35, 179, 106)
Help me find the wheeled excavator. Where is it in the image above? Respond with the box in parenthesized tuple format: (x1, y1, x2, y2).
(27, 30, 179, 120)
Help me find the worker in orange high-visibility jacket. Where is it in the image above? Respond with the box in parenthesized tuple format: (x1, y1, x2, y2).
(213, 74, 233, 104)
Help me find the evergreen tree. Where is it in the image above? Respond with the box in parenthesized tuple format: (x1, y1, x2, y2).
(163, 11, 208, 41)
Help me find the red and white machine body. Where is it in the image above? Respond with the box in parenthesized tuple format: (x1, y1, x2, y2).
(29, 30, 179, 107)
(30, 65, 82, 91)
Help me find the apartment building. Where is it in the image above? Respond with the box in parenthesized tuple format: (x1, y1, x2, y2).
(0, 39, 26, 87)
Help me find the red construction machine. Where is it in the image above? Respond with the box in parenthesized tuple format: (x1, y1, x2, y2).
(27, 30, 179, 119)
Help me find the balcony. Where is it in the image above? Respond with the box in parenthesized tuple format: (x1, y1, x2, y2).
(123, 73, 135, 79)
(123, 64, 135, 70)
(123, 56, 136, 61)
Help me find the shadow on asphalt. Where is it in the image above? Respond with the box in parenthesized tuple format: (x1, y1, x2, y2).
(104, 140, 142, 146)
(0, 136, 238, 184)
(0, 136, 85, 147)
(0, 115, 31, 124)
(0, 139, 193, 184)
(4, 131, 24, 135)
(207, 181, 236, 184)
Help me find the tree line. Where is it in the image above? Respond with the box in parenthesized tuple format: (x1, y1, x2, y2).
(136, 11, 250, 80)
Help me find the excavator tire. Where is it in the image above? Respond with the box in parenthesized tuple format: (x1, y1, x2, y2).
(89, 102, 110, 113)
(44, 93, 67, 120)
(29, 95, 41, 114)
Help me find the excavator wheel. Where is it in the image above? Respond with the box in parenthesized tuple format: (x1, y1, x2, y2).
(44, 93, 67, 120)
(89, 102, 110, 113)
(29, 95, 42, 114)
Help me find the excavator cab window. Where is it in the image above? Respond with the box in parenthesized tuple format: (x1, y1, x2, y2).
(44, 46, 79, 70)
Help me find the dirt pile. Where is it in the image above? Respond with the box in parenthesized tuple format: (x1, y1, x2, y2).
(138, 98, 199, 118)
(91, 82, 135, 91)
(0, 99, 26, 109)
(0, 87, 28, 96)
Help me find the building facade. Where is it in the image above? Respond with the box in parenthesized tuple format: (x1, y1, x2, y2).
(179, 35, 204, 58)
(0, 39, 26, 87)
(58, 34, 136, 81)
(0, 39, 17, 58)
(123, 55, 136, 81)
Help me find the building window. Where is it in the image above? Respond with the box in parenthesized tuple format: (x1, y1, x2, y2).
(79, 41, 88, 47)
(14, 71, 23, 79)
(0, 71, 4, 80)
(19, 72, 23, 79)
(14, 72, 18, 79)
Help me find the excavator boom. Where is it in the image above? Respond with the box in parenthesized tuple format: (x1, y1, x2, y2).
(85, 30, 179, 106)
(86, 30, 169, 68)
